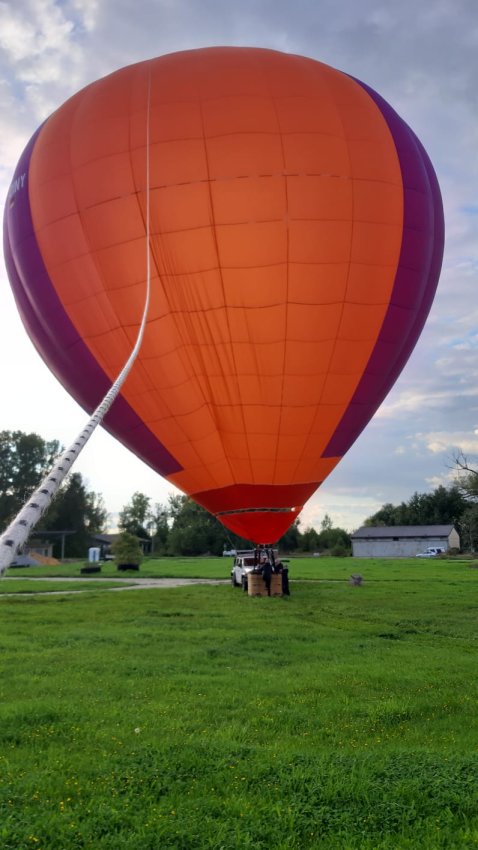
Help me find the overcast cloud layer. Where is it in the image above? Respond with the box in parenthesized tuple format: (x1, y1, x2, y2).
(0, 0, 477, 532)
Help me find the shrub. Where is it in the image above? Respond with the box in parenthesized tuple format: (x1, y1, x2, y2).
(111, 531, 143, 566)
(331, 545, 351, 557)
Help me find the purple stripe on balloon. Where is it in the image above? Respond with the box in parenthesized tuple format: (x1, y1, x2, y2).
(323, 79, 444, 458)
(3, 128, 182, 477)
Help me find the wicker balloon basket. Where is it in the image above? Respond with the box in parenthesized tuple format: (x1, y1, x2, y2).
(248, 573, 282, 597)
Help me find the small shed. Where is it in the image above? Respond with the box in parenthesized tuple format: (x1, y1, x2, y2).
(89, 532, 152, 557)
(90, 533, 116, 559)
(26, 538, 54, 559)
(351, 525, 460, 558)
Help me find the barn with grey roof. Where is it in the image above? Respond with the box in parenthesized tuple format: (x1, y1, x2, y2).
(351, 525, 460, 558)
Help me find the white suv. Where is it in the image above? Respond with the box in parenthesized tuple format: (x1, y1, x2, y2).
(415, 547, 445, 558)
(230, 549, 279, 591)
(231, 551, 259, 590)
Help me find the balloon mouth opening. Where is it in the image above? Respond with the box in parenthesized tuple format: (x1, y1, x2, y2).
(216, 507, 302, 545)
(191, 482, 319, 544)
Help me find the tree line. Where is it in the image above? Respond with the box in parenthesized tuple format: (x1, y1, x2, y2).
(0, 430, 107, 557)
(2, 430, 478, 558)
(0, 430, 351, 557)
(362, 460, 478, 550)
(117, 492, 351, 557)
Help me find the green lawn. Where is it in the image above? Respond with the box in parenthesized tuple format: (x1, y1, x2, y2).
(0, 561, 477, 849)
(7, 554, 478, 581)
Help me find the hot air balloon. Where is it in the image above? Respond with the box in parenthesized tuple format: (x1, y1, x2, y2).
(3, 47, 444, 544)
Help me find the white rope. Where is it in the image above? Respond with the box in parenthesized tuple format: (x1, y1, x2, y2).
(0, 75, 153, 576)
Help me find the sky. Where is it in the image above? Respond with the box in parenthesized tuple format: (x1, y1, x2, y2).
(0, 0, 477, 534)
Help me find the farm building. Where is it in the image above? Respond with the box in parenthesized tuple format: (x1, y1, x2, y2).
(89, 532, 152, 556)
(351, 525, 460, 558)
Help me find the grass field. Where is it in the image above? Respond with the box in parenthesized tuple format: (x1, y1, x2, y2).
(7, 553, 478, 580)
(0, 558, 477, 848)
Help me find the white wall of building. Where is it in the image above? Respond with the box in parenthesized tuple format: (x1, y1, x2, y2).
(352, 529, 459, 558)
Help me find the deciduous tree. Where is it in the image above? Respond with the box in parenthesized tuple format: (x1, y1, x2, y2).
(452, 452, 478, 501)
(363, 485, 467, 529)
(44, 472, 107, 557)
(118, 492, 152, 539)
(0, 430, 60, 526)
(166, 495, 226, 556)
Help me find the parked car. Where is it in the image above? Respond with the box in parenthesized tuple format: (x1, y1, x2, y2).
(231, 551, 259, 590)
(230, 548, 279, 590)
(415, 547, 445, 558)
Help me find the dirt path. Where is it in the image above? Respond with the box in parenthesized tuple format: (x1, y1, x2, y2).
(0, 576, 229, 597)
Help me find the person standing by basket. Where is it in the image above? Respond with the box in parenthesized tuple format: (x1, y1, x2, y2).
(262, 558, 273, 596)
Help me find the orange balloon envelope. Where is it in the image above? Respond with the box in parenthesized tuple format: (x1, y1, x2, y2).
(4, 47, 444, 543)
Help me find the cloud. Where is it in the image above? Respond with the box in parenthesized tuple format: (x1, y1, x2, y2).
(70, 0, 99, 33)
(424, 431, 478, 456)
(0, 0, 104, 124)
(0, 1, 75, 66)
